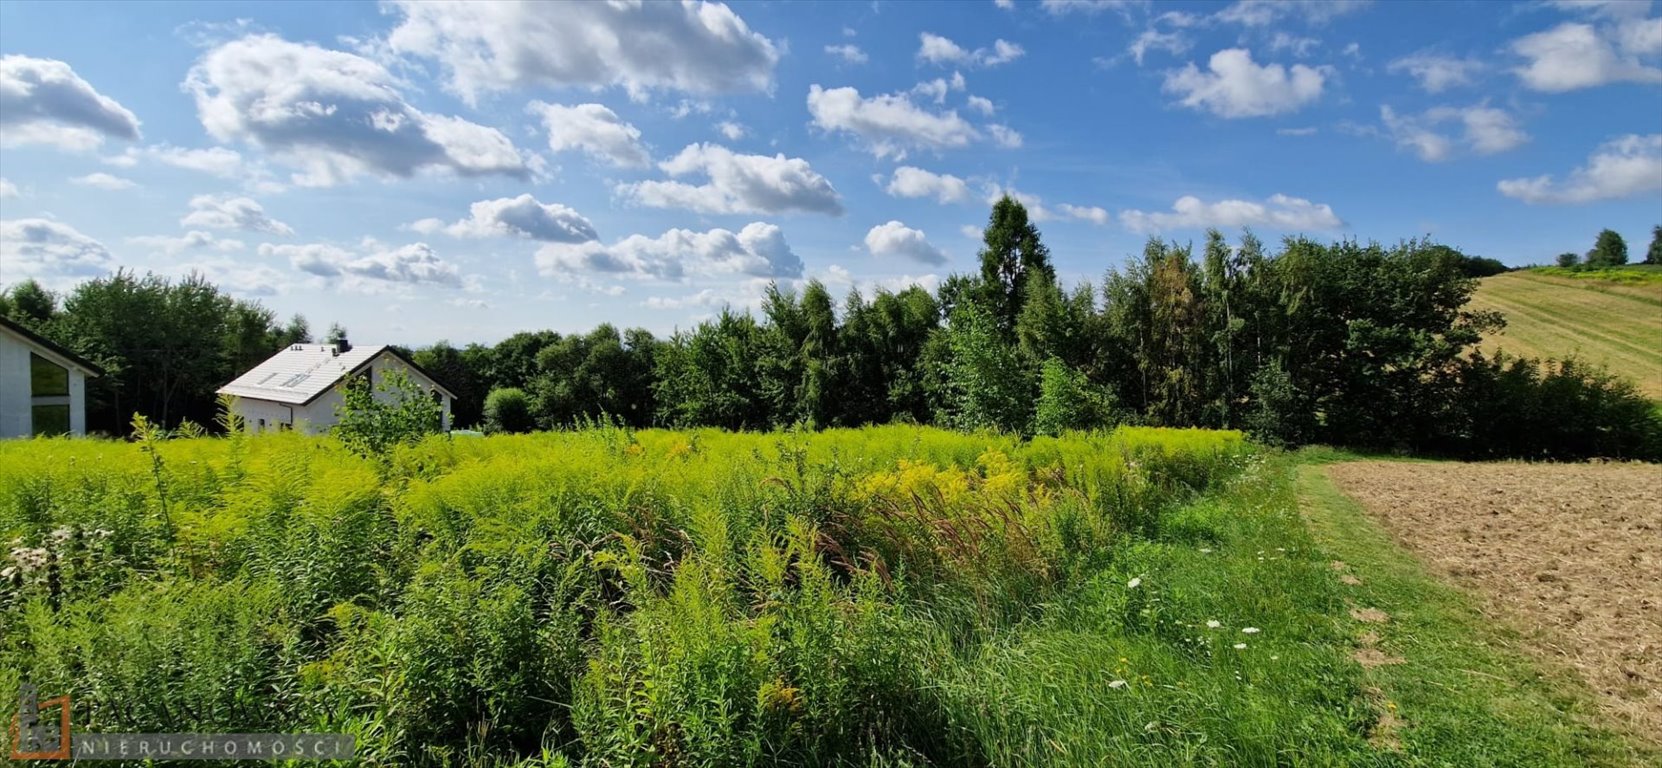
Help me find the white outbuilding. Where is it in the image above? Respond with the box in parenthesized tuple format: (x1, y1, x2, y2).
(0, 316, 104, 438)
(217, 340, 453, 434)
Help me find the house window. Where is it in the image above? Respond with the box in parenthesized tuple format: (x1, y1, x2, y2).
(30, 353, 68, 397)
(31, 405, 70, 436)
(29, 353, 72, 437)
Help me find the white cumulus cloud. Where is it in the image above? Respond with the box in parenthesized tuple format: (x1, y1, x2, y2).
(1387, 52, 1485, 93)
(825, 44, 868, 64)
(1059, 203, 1111, 225)
(185, 34, 532, 187)
(0, 178, 17, 198)
(1379, 104, 1528, 162)
(70, 172, 136, 190)
(619, 143, 843, 215)
(537, 222, 803, 280)
(0, 218, 113, 279)
(0, 55, 140, 150)
(260, 240, 462, 287)
(127, 230, 245, 256)
(1121, 193, 1343, 233)
(384, 0, 779, 103)
(885, 166, 971, 203)
(1164, 48, 1327, 118)
(1511, 22, 1662, 91)
(415, 194, 597, 243)
(865, 221, 948, 265)
(1498, 133, 1662, 204)
(530, 102, 650, 168)
(917, 33, 1026, 67)
(1214, 0, 1370, 27)
(807, 84, 989, 158)
(181, 194, 293, 236)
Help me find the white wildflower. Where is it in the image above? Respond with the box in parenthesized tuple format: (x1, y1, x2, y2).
(1127, 577, 1141, 589)
(1233, 642, 1247, 650)
(1206, 620, 1222, 629)
(1242, 627, 1260, 635)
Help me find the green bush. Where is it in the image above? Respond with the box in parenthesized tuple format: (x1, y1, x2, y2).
(334, 369, 444, 458)
(483, 387, 535, 434)
(1444, 352, 1662, 460)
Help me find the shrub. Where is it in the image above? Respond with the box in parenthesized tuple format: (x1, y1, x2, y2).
(483, 387, 535, 434)
(1033, 358, 1116, 436)
(1445, 352, 1662, 460)
(334, 369, 444, 459)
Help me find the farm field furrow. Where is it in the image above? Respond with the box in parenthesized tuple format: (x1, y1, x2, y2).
(1472, 289, 1662, 369)
(1471, 272, 1662, 398)
(1327, 460, 1662, 741)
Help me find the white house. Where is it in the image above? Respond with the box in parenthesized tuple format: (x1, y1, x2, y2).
(0, 316, 104, 438)
(217, 340, 453, 434)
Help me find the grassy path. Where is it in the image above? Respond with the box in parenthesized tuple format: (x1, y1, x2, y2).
(1296, 461, 1657, 767)
(1469, 272, 1662, 398)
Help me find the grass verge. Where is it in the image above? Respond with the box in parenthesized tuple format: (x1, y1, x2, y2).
(1296, 462, 1657, 767)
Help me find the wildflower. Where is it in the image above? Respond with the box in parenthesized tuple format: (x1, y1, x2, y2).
(1206, 620, 1222, 629)
(1109, 679, 1127, 689)
(1127, 576, 1141, 589)
(1199, 548, 1213, 554)
(1233, 643, 1247, 650)
(1241, 627, 1260, 634)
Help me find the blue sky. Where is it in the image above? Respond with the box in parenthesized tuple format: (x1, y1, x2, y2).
(2, 0, 1659, 345)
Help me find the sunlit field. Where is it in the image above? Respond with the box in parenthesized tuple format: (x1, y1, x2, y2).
(3, 427, 1647, 766)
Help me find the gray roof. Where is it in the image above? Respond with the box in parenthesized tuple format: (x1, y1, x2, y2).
(217, 344, 391, 405)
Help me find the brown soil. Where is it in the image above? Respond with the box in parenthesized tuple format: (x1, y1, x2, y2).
(1328, 461, 1662, 737)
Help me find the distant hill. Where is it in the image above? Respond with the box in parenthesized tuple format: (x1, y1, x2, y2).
(1468, 267, 1662, 399)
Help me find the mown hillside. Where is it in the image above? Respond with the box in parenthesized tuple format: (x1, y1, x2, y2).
(1469, 267, 1662, 399)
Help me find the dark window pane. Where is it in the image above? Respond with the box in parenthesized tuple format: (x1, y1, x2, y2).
(30, 353, 69, 397)
(32, 404, 70, 436)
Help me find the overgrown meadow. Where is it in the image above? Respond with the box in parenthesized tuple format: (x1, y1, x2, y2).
(0, 427, 1451, 766)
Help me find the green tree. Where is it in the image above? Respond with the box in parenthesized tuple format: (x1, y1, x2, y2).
(975, 195, 1054, 336)
(481, 387, 534, 434)
(2, 279, 57, 327)
(758, 281, 840, 426)
(1556, 251, 1580, 268)
(530, 325, 660, 428)
(1645, 225, 1661, 265)
(939, 303, 1035, 434)
(488, 330, 560, 391)
(654, 311, 769, 429)
(1102, 239, 1207, 426)
(1585, 229, 1628, 267)
(277, 314, 311, 346)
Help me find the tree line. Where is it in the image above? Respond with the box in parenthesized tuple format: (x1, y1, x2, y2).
(4, 197, 1658, 459)
(1556, 226, 1662, 268)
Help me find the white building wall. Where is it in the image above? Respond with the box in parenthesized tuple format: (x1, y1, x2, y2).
(0, 332, 30, 438)
(68, 369, 87, 435)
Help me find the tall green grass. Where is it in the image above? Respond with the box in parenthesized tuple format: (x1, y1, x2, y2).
(1, 428, 1637, 765)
